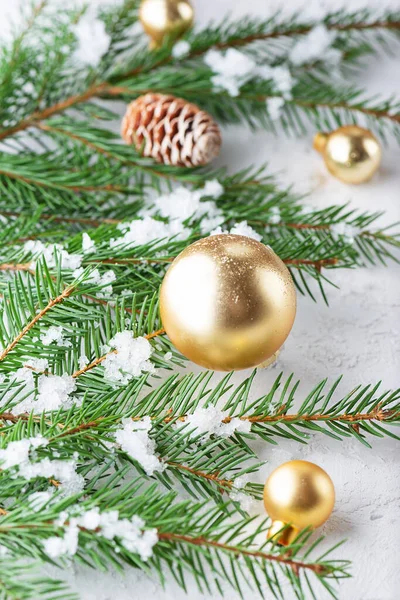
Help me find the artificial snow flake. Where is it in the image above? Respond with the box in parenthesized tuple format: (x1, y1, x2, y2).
(19, 458, 84, 497)
(172, 40, 190, 59)
(204, 48, 256, 96)
(78, 354, 89, 369)
(103, 331, 154, 385)
(73, 12, 110, 67)
(44, 508, 158, 561)
(204, 48, 295, 98)
(289, 24, 341, 66)
(0, 437, 82, 497)
(82, 232, 96, 253)
(40, 325, 71, 347)
(229, 489, 258, 513)
(202, 179, 224, 199)
(266, 97, 285, 121)
(43, 522, 79, 558)
(185, 406, 251, 441)
(110, 216, 189, 250)
(164, 351, 172, 361)
(330, 222, 361, 245)
(228, 474, 258, 513)
(154, 186, 224, 234)
(10, 371, 77, 415)
(28, 490, 54, 512)
(115, 416, 164, 476)
(24, 240, 82, 271)
(25, 357, 49, 371)
(210, 221, 262, 242)
(0, 437, 46, 470)
(259, 65, 294, 98)
(268, 206, 281, 224)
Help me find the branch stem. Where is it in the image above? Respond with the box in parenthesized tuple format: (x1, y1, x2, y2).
(157, 532, 330, 574)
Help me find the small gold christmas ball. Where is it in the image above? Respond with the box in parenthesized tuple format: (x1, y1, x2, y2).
(263, 460, 335, 545)
(159, 234, 296, 371)
(139, 0, 194, 48)
(314, 125, 381, 184)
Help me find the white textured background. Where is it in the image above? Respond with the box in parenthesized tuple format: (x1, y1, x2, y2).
(2, 0, 400, 599)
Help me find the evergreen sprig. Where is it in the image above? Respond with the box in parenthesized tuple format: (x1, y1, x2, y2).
(0, 2, 399, 598)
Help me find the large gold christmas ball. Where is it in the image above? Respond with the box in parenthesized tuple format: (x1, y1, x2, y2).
(139, 0, 194, 48)
(263, 460, 335, 545)
(314, 125, 381, 184)
(159, 234, 296, 371)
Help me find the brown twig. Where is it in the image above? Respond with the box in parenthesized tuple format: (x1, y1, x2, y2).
(0, 262, 35, 274)
(283, 257, 339, 271)
(157, 532, 329, 575)
(166, 462, 233, 489)
(2, 403, 394, 434)
(0, 210, 120, 227)
(0, 284, 75, 362)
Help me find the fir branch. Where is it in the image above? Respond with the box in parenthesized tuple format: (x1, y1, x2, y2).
(0, 283, 76, 363)
(0, 485, 350, 599)
(0, 559, 77, 600)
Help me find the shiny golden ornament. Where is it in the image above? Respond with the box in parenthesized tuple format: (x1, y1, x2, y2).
(314, 125, 382, 184)
(159, 234, 296, 371)
(139, 0, 194, 48)
(263, 460, 335, 546)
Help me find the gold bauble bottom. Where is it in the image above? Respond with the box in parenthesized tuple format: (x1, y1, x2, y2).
(159, 235, 296, 371)
(314, 125, 381, 184)
(264, 460, 335, 545)
(139, 0, 194, 47)
(257, 350, 280, 369)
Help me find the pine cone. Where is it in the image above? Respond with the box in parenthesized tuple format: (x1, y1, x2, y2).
(121, 93, 222, 167)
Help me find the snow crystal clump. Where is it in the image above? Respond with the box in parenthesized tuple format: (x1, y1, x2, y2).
(185, 406, 251, 441)
(11, 371, 77, 414)
(20, 458, 84, 497)
(204, 48, 256, 96)
(43, 522, 80, 558)
(204, 49, 294, 98)
(110, 216, 189, 249)
(115, 416, 164, 476)
(258, 65, 294, 99)
(266, 97, 285, 121)
(24, 240, 82, 271)
(331, 222, 361, 245)
(202, 179, 224, 199)
(44, 509, 158, 560)
(82, 232, 96, 253)
(229, 474, 259, 513)
(72, 268, 116, 297)
(0, 436, 47, 469)
(28, 490, 54, 511)
(78, 354, 89, 369)
(0, 437, 82, 498)
(289, 24, 341, 66)
(41, 325, 71, 347)
(154, 185, 224, 234)
(25, 357, 49, 371)
(268, 206, 281, 224)
(172, 40, 190, 59)
(210, 221, 262, 242)
(103, 331, 154, 385)
(73, 11, 110, 67)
